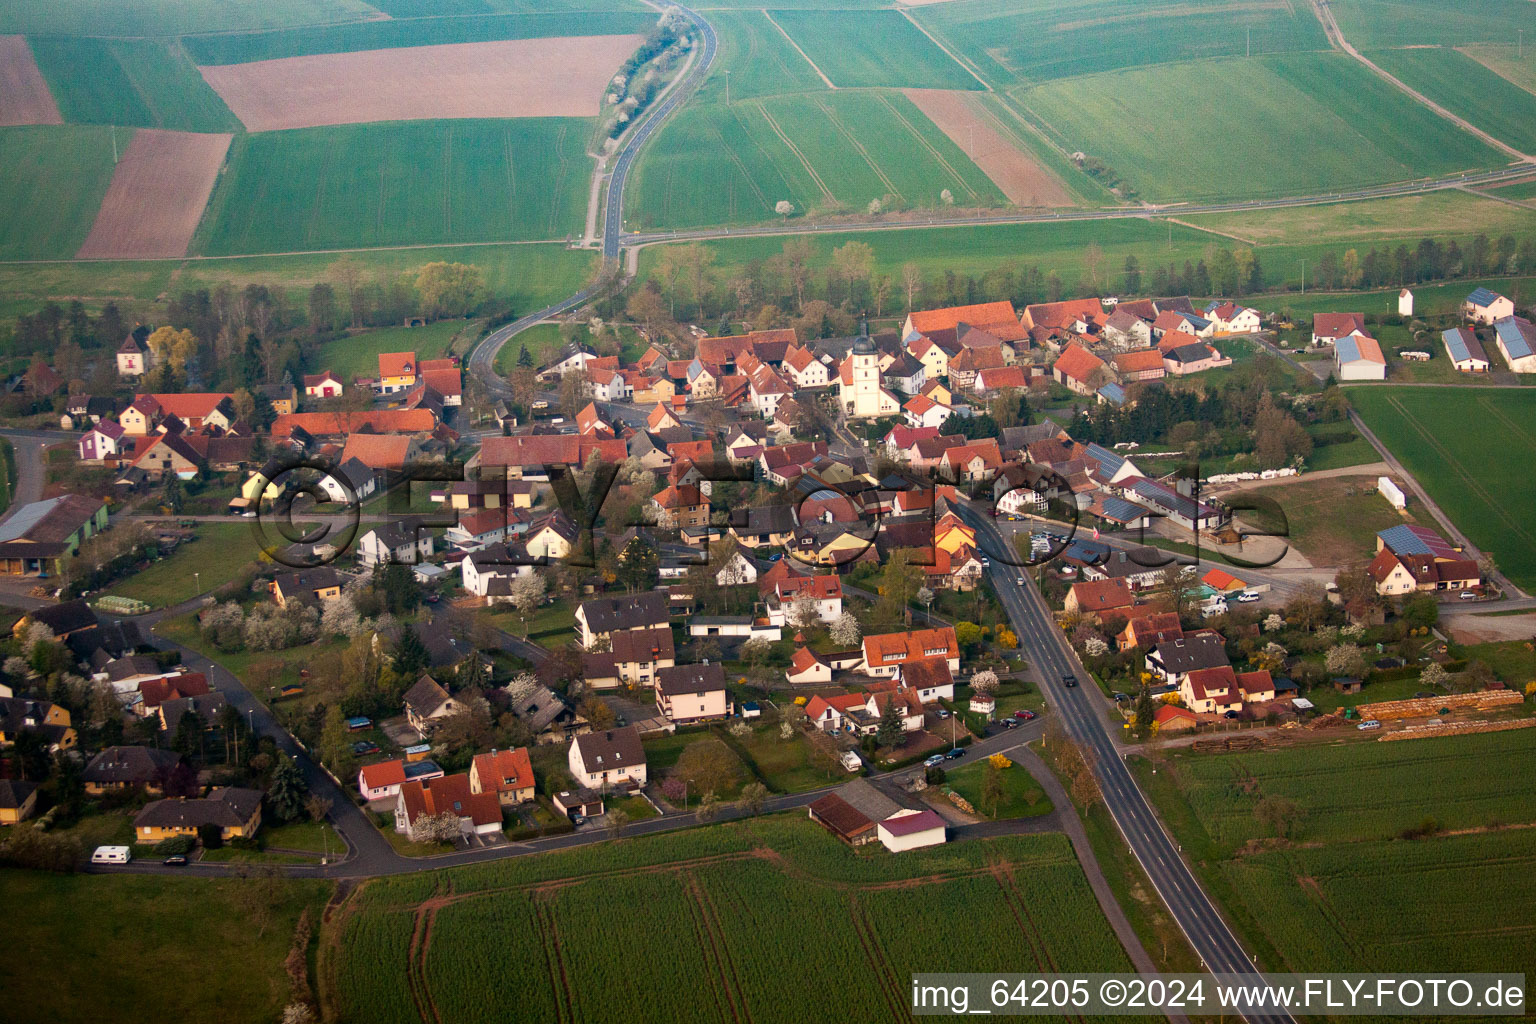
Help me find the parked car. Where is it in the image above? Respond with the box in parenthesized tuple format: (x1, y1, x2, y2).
(944, 747, 966, 760)
(163, 855, 189, 867)
(923, 754, 946, 768)
(351, 740, 380, 756)
(1358, 720, 1381, 731)
(1013, 709, 1037, 721)
(999, 718, 1019, 729)
(934, 709, 950, 719)
(1459, 591, 1477, 600)
(570, 814, 587, 826)
(1223, 710, 1240, 719)
(1235, 591, 1261, 603)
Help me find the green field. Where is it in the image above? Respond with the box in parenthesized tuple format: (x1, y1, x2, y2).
(632, 91, 1005, 228)
(30, 37, 239, 133)
(321, 319, 475, 382)
(915, 0, 1328, 87)
(1369, 47, 1536, 153)
(0, 125, 119, 259)
(0, 870, 328, 1024)
(196, 119, 591, 255)
(769, 9, 981, 90)
(1333, 0, 1536, 49)
(1485, 178, 1536, 201)
(1188, 189, 1536, 246)
(1461, 42, 1536, 95)
(103, 522, 275, 608)
(695, 9, 829, 104)
(1022, 53, 1502, 201)
(0, 0, 376, 35)
(1350, 386, 1536, 590)
(182, 11, 656, 65)
(1136, 728, 1536, 979)
(330, 816, 1142, 1024)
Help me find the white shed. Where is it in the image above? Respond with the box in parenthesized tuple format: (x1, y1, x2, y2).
(878, 808, 948, 852)
(1377, 477, 1406, 511)
(1398, 288, 1413, 317)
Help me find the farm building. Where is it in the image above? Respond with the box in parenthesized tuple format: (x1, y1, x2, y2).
(1464, 287, 1514, 325)
(1377, 477, 1407, 511)
(877, 808, 947, 852)
(1398, 288, 1413, 317)
(1492, 316, 1536, 373)
(1335, 335, 1386, 380)
(1311, 312, 1366, 346)
(1441, 328, 1489, 372)
(0, 495, 109, 576)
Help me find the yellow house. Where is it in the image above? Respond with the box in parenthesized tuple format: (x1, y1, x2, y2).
(119, 400, 156, 435)
(0, 698, 75, 750)
(241, 471, 281, 504)
(0, 779, 38, 824)
(933, 512, 977, 555)
(909, 338, 950, 381)
(132, 787, 264, 844)
(377, 351, 418, 395)
(525, 512, 576, 561)
(270, 568, 344, 608)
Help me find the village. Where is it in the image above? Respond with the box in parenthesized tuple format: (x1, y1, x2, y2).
(1, 279, 1530, 867)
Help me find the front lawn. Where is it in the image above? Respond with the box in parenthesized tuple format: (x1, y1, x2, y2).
(102, 523, 264, 608)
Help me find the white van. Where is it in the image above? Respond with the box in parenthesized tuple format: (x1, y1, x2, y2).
(90, 845, 132, 865)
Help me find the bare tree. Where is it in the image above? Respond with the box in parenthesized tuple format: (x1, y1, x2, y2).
(902, 263, 923, 311)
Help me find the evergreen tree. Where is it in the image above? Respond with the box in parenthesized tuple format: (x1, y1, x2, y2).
(394, 625, 429, 677)
(517, 344, 533, 368)
(875, 695, 905, 749)
(1135, 687, 1155, 731)
(267, 756, 310, 823)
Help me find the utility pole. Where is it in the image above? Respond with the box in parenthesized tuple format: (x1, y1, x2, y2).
(1300, 258, 1306, 294)
(1246, 26, 1251, 58)
(110, 124, 118, 164)
(724, 69, 730, 106)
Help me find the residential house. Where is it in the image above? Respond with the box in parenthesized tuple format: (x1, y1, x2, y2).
(523, 511, 577, 561)
(902, 393, 958, 431)
(939, 439, 1003, 483)
(575, 591, 670, 649)
(1334, 335, 1386, 381)
(0, 779, 38, 825)
(0, 697, 76, 751)
(339, 433, 418, 474)
(1065, 578, 1137, 623)
(1021, 298, 1104, 334)
(77, 419, 126, 462)
(469, 747, 536, 805)
(781, 344, 830, 388)
(270, 567, 344, 608)
(460, 541, 535, 600)
(133, 787, 263, 844)
(61, 394, 116, 430)
(765, 572, 843, 626)
(904, 301, 1025, 345)
(1179, 666, 1244, 715)
(881, 352, 926, 395)
(317, 457, 377, 505)
(357, 521, 436, 566)
(786, 644, 833, 685)
(116, 332, 151, 377)
(1441, 327, 1490, 372)
(402, 675, 459, 735)
(568, 726, 647, 790)
(134, 673, 211, 719)
(729, 504, 797, 549)
(1113, 348, 1167, 382)
(1368, 544, 1479, 596)
(946, 343, 1005, 392)
(1203, 301, 1261, 336)
(1464, 287, 1514, 325)
(358, 758, 445, 802)
(861, 627, 960, 678)
(713, 542, 758, 586)
(82, 746, 182, 795)
(396, 773, 502, 837)
(1052, 342, 1108, 396)
(972, 365, 1030, 397)
(581, 627, 675, 689)
(1117, 611, 1183, 652)
(893, 657, 955, 704)
(259, 382, 297, 416)
(1311, 312, 1366, 346)
(655, 663, 731, 724)
(1102, 309, 1152, 349)
(1164, 342, 1232, 376)
(1146, 633, 1229, 686)
(1492, 315, 1536, 372)
(377, 351, 418, 394)
(651, 483, 710, 529)
(127, 432, 202, 481)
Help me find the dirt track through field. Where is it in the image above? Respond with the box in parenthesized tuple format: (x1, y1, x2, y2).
(199, 36, 642, 132)
(903, 89, 1075, 206)
(0, 35, 62, 126)
(76, 129, 231, 259)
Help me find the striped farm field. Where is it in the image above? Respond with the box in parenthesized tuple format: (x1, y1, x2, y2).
(0, 0, 377, 35)
(1460, 42, 1536, 96)
(1332, 0, 1536, 49)
(767, 9, 982, 90)
(1369, 47, 1536, 154)
(1350, 386, 1536, 591)
(695, 9, 829, 104)
(913, 0, 1328, 87)
(630, 91, 1003, 229)
(30, 37, 239, 133)
(330, 816, 1145, 1024)
(1020, 53, 1504, 201)
(195, 118, 592, 255)
(0, 125, 118, 258)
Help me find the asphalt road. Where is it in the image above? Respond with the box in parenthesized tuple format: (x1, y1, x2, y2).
(954, 502, 1293, 1023)
(0, 427, 55, 523)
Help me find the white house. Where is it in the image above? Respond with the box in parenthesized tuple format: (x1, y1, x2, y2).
(303, 371, 344, 400)
(1441, 327, 1490, 373)
(77, 421, 125, 462)
(317, 457, 377, 504)
(1465, 287, 1514, 325)
(765, 573, 843, 626)
(1203, 301, 1261, 336)
(460, 542, 534, 600)
(877, 808, 947, 852)
(568, 726, 647, 790)
(713, 545, 758, 587)
(1335, 334, 1386, 380)
(358, 522, 436, 566)
(116, 335, 150, 378)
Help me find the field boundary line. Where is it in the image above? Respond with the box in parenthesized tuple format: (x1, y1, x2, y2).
(1475, 394, 1536, 449)
(1163, 216, 1256, 246)
(897, 7, 992, 93)
(752, 100, 834, 200)
(761, 10, 837, 90)
(813, 97, 903, 199)
(1457, 45, 1536, 101)
(1459, 183, 1536, 212)
(876, 92, 978, 202)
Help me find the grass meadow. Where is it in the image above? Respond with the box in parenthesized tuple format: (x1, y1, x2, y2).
(0, 871, 329, 1024)
(319, 319, 476, 382)
(914, 0, 1328, 87)
(1134, 728, 1536, 980)
(1187, 189, 1536, 246)
(30, 37, 239, 133)
(1369, 47, 1536, 153)
(329, 816, 1143, 1024)
(769, 9, 981, 90)
(182, 11, 655, 65)
(0, 125, 118, 259)
(631, 91, 1003, 229)
(196, 118, 592, 254)
(1349, 386, 1536, 591)
(1020, 53, 1503, 202)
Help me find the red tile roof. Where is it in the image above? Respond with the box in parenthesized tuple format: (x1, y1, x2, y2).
(471, 748, 533, 794)
(909, 301, 1024, 341)
(378, 351, 416, 378)
(863, 627, 958, 669)
(341, 433, 413, 470)
(1053, 342, 1106, 384)
(1070, 578, 1135, 612)
(360, 759, 407, 791)
(1114, 348, 1165, 374)
(1313, 312, 1365, 339)
(272, 410, 436, 438)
